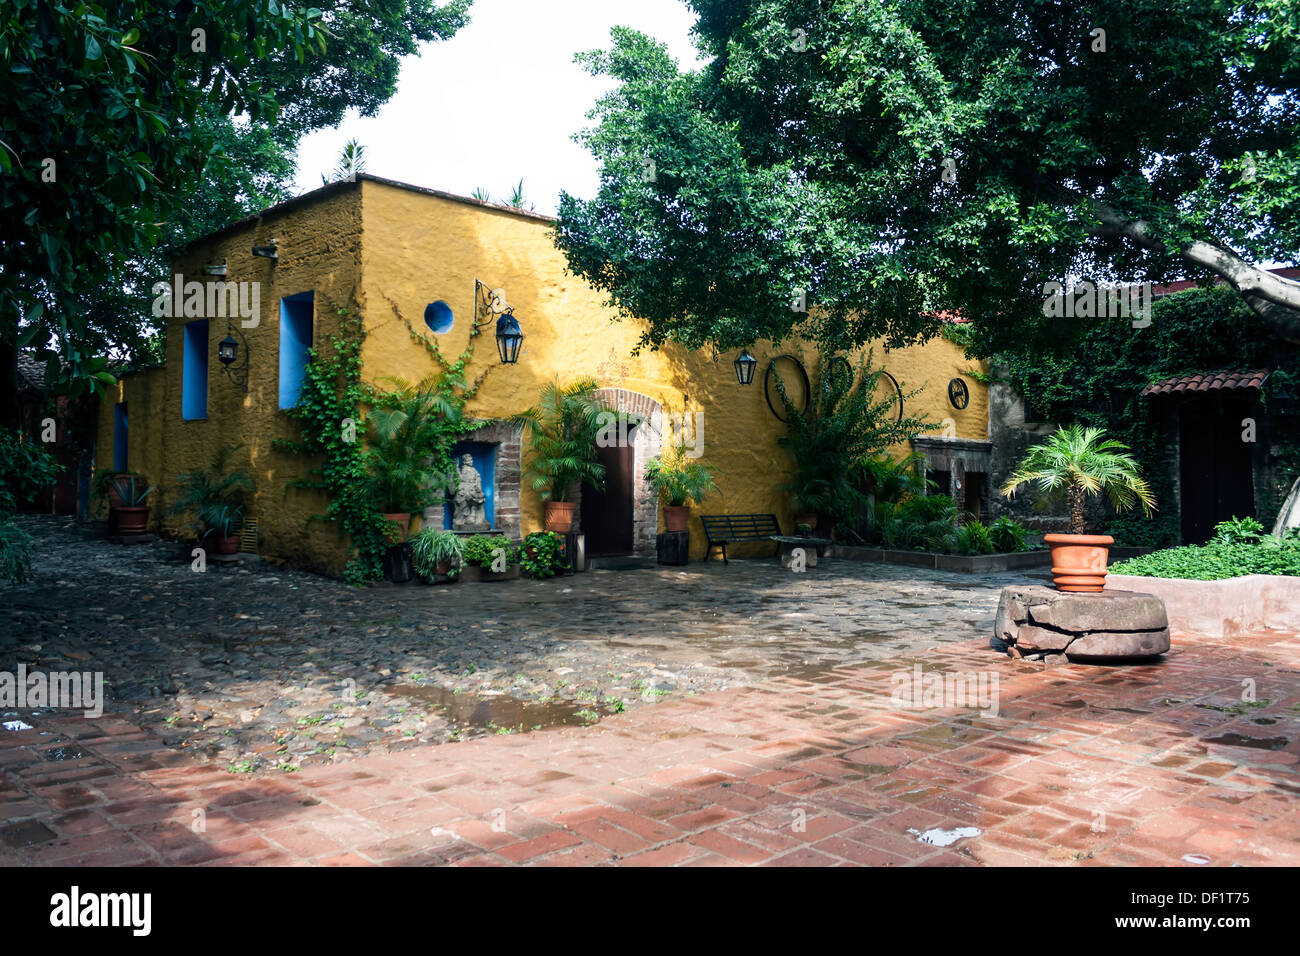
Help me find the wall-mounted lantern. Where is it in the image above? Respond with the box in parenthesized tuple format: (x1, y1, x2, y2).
(252, 240, 278, 261)
(474, 278, 524, 365)
(218, 323, 249, 391)
(496, 313, 524, 365)
(734, 349, 758, 385)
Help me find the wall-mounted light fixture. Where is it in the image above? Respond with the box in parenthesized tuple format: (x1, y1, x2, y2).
(473, 278, 524, 365)
(202, 261, 228, 277)
(218, 321, 250, 391)
(734, 349, 758, 385)
(252, 240, 278, 261)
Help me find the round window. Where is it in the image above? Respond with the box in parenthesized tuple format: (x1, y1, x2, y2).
(424, 300, 454, 334)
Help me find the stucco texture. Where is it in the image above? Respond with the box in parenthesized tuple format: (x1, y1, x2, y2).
(97, 177, 988, 572)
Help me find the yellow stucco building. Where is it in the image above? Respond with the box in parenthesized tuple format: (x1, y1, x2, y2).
(97, 175, 989, 574)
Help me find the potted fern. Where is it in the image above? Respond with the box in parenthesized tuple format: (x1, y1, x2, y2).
(168, 445, 253, 554)
(508, 378, 610, 533)
(1001, 425, 1155, 591)
(645, 444, 718, 532)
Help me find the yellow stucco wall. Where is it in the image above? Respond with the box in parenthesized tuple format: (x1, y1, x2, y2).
(97, 176, 988, 571)
(358, 179, 988, 559)
(95, 184, 364, 574)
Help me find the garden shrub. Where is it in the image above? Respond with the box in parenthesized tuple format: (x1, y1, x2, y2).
(519, 531, 568, 578)
(463, 534, 516, 569)
(1111, 520, 1300, 580)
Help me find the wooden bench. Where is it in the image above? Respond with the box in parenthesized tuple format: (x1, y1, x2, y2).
(699, 513, 782, 563)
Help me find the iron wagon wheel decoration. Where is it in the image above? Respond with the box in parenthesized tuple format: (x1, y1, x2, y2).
(826, 354, 853, 391)
(763, 354, 811, 422)
(873, 369, 903, 423)
(948, 377, 970, 410)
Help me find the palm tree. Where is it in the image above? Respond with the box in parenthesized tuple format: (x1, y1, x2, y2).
(365, 375, 461, 514)
(1001, 424, 1155, 534)
(325, 138, 366, 184)
(168, 444, 254, 540)
(471, 187, 492, 202)
(507, 178, 531, 211)
(507, 378, 609, 502)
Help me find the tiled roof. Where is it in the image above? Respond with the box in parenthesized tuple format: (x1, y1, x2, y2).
(16, 353, 45, 392)
(1141, 369, 1270, 397)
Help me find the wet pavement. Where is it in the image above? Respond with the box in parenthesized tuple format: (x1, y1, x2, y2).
(2, 620, 1297, 866)
(0, 516, 1051, 774)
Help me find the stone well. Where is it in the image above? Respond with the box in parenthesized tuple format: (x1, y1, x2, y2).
(994, 585, 1171, 664)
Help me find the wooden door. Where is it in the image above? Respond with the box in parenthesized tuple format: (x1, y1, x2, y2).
(584, 440, 635, 556)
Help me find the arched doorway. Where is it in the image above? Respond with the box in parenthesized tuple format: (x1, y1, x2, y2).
(584, 388, 663, 557)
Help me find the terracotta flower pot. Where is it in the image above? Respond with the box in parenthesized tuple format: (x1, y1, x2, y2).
(545, 501, 577, 534)
(210, 533, 240, 555)
(1043, 533, 1113, 592)
(113, 505, 149, 535)
(381, 512, 411, 543)
(663, 505, 689, 533)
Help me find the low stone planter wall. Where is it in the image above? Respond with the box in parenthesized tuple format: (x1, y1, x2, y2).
(458, 564, 521, 583)
(830, 545, 1050, 573)
(1106, 573, 1300, 638)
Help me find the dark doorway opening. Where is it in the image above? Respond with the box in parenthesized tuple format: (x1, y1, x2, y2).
(584, 437, 635, 556)
(1179, 396, 1255, 544)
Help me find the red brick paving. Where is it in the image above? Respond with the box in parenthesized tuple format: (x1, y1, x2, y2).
(3, 628, 1299, 866)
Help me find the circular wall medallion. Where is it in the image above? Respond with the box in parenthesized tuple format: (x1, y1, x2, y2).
(763, 355, 811, 422)
(874, 370, 903, 423)
(948, 377, 970, 410)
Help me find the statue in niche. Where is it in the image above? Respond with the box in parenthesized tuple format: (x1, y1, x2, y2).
(452, 453, 490, 532)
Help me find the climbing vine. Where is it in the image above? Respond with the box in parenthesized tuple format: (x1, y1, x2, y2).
(275, 295, 493, 585)
(275, 297, 390, 584)
(966, 286, 1300, 542)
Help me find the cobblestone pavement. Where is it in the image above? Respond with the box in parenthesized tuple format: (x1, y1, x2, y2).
(1, 516, 1051, 774)
(2, 622, 1297, 866)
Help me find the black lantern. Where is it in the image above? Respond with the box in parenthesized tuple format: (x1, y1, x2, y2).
(734, 349, 758, 385)
(217, 324, 249, 390)
(496, 312, 523, 365)
(218, 333, 239, 366)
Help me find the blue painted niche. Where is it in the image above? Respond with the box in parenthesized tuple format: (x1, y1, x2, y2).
(444, 441, 495, 529)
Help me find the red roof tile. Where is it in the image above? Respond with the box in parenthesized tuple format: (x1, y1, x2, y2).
(1141, 369, 1270, 397)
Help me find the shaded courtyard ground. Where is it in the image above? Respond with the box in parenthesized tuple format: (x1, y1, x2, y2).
(1, 516, 1042, 772)
(2, 516, 1298, 866)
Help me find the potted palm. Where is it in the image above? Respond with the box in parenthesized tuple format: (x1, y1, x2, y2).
(365, 378, 453, 543)
(1001, 424, 1155, 592)
(508, 378, 610, 533)
(168, 445, 253, 554)
(645, 444, 718, 532)
(410, 528, 464, 582)
(775, 352, 932, 536)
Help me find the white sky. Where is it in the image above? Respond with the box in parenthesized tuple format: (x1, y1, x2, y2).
(291, 0, 708, 215)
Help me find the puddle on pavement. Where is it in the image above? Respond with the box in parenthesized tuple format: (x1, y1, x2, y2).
(42, 745, 85, 761)
(391, 683, 615, 733)
(1204, 733, 1290, 751)
(908, 826, 981, 847)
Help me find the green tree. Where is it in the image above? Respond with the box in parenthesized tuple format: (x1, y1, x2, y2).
(555, 1, 1300, 359)
(1, 0, 472, 419)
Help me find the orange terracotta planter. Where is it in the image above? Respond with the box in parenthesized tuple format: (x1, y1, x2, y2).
(382, 512, 411, 543)
(663, 505, 689, 532)
(545, 502, 577, 534)
(1043, 533, 1113, 592)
